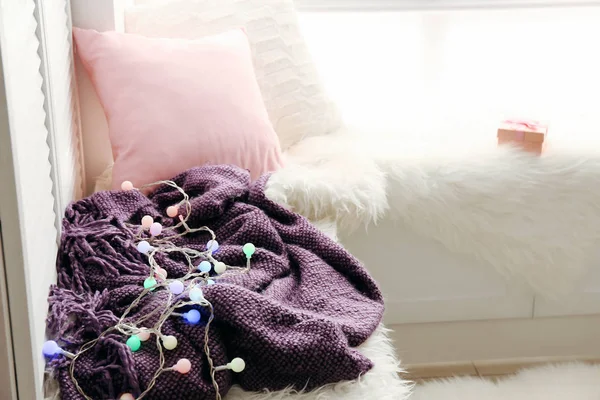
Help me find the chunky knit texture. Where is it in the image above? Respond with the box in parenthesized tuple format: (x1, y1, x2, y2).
(47, 165, 384, 400)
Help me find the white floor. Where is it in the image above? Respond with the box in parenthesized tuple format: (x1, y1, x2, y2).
(412, 363, 600, 400)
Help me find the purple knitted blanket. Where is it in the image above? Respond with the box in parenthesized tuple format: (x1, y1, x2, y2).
(47, 165, 384, 399)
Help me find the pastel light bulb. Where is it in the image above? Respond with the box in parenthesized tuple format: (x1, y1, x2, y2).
(197, 261, 211, 273)
(213, 261, 226, 274)
(150, 222, 162, 236)
(207, 279, 215, 286)
(42, 340, 62, 357)
(137, 329, 151, 342)
(228, 357, 246, 373)
(242, 243, 255, 258)
(173, 358, 191, 374)
(126, 335, 141, 352)
(206, 240, 219, 253)
(169, 280, 184, 295)
(162, 335, 177, 350)
(143, 277, 157, 290)
(121, 181, 134, 191)
(120, 394, 135, 400)
(141, 215, 154, 229)
(189, 287, 203, 302)
(184, 309, 201, 324)
(137, 241, 151, 254)
(155, 267, 167, 280)
(166, 206, 178, 218)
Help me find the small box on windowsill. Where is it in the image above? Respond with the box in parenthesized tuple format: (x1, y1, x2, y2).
(497, 119, 548, 155)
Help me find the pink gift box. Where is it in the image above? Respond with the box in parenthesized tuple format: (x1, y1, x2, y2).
(497, 119, 548, 154)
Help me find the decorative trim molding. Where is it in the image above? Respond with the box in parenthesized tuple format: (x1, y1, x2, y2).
(35, 0, 85, 229)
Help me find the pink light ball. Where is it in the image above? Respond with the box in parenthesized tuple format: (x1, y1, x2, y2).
(121, 181, 134, 191)
(120, 394, 135, 400)
(137, 329, 151, 342)
(149, 222, 162, 236)
(155, 267, 168, 280)
(173, 358, 191, 374)
(141, 215, 154, 229)
(166, 206, 178, 218)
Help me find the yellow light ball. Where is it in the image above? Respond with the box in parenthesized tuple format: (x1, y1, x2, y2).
(213, 261, 226, 274)
(162, 335, 178, 350)
(229, 357, 245, 373)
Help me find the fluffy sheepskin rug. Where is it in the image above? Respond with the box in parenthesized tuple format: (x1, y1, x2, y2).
(44, 324, 411, 400)
(266, 129, 600, 297)
(412, 363, 600, 400)
(226, 325, 411, 400)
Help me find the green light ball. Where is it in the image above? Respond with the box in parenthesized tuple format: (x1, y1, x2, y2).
(143, 277, 157, 291)
(126, 335, 141, 352)
(242, 243, 255, 258)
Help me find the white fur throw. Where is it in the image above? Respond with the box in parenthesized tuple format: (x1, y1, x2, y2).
(265, 129, 600, 298)
(226, 325, 411, 400)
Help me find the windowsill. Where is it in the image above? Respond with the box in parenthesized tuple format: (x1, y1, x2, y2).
(299, 7, 600, 147)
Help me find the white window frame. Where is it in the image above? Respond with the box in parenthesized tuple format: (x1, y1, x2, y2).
(295, 0, 600, 11)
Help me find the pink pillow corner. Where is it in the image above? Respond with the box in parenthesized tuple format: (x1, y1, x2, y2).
(73, 27, 283, 190)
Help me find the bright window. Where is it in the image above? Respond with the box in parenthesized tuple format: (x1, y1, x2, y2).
(298, 4, 600, 146)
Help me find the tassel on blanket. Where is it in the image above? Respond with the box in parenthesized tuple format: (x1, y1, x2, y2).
(46, 178, 254, 400)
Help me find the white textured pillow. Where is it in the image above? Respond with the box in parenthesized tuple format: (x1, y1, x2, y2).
(125, 0, 341, 150)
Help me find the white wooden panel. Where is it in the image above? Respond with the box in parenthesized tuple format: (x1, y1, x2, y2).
(0, 230, 17, 400)
(71, 0, 128, 32)
(534, 250, 600, 317)
(340, 219, 534, 324)
(390, 315, 600, 364)
(0, 1, 59, 399)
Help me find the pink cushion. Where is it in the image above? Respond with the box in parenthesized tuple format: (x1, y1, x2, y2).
(73, 27, 283, 190)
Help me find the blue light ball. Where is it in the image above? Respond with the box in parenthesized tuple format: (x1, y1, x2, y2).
(137, 240, 152, 254)
(189, 287, 204, 302)
(184, 309, 201, 324)
(206, 240, 219, 253)
(43, 340, 62, 357)
(197, 261, 211, 273)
